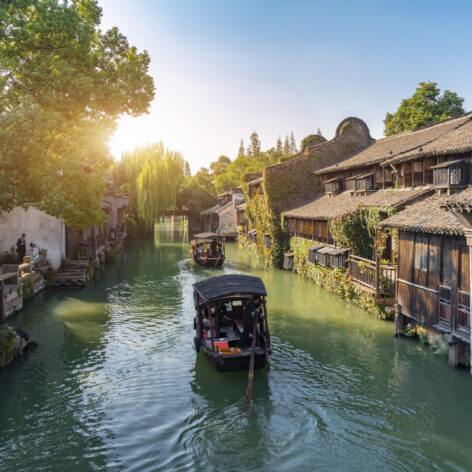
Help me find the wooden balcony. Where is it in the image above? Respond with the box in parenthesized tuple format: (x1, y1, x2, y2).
(348, 254, 397, 296)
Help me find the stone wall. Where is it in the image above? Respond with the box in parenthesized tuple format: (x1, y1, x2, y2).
(0, 207, 65, 269)
(243, 117, 374, 266)
(265, 117, 373, 212)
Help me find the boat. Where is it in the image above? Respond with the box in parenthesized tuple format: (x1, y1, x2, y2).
(190, 232, 225, 268)
(192, 274, 271, 371)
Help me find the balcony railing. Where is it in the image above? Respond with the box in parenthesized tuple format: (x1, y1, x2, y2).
(348, 255, 397, 296)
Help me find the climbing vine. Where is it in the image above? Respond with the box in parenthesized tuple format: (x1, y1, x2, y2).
(290, 237, 390, 319)
(329, 206, 397, 259)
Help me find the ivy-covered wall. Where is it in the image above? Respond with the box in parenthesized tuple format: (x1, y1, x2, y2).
(243, 117, 374, 267)
(290, 237, 390, 319)
(329, 206, 398, 259)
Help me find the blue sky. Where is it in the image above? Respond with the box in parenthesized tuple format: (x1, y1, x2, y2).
(99, 0, 472, 172)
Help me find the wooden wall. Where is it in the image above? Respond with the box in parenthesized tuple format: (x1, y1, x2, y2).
(397, 230, 469, 333)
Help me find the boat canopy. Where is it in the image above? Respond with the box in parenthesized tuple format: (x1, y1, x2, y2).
(193, 274, 267, 303)
(192, 232, 222, 243)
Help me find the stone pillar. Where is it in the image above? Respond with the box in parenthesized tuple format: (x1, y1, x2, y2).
(464, 227, 472, 374)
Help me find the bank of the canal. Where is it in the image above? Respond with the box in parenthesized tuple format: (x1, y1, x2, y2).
(1, 221, 472, 471)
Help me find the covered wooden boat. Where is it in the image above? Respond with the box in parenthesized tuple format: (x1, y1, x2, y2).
(192, 274, 271, 371)
(190, 233, 225, 268)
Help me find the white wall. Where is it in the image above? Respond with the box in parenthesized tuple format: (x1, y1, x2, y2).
(0, 207, 65, 269)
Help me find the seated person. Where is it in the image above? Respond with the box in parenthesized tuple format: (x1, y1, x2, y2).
(29, 242, 41, 261)
(238, 295, 262, 347)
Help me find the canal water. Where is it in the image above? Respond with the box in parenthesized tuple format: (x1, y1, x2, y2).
(1, 221, 472, 471)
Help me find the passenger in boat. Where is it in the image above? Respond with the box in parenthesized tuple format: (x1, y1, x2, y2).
(196, 246, 203, 258)
(210, 240, 217, 257)
(238, 295, 262, 347)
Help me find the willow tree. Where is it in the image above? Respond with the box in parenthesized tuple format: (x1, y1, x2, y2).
(115, 143, 184, 227)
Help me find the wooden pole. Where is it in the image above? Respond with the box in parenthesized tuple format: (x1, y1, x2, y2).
(207, 303, 215, 352)
(245, 307, 261, 408)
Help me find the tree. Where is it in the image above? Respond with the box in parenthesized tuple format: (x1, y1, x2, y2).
(210, 155, 231, 176)
(177, 168, 216, 215)
(384, 82, 465, 136)
(276, 136, 283, 154)
(0, 0, 155, 227)
(283, 136, 290, 156)
(184, 161, 191, 177)
(247, 131, 261, 157)
(238, 139, 245, 157)
(290, 131, 298, 154)
(113, 143, 184, 227)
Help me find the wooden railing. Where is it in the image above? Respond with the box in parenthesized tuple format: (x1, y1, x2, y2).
(348, 254, 397, 296)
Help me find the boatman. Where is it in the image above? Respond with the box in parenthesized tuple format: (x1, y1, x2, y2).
(238, 295, 262, 347)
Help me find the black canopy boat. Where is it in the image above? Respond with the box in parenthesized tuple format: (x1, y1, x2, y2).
(192, 274, 271, 371)
(190, 233, 225, 268)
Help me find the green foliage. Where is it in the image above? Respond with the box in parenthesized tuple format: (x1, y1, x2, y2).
(300, 133, 327, 150)
(329, 206, 397, 259)
(0, 0, 155, 228)
(209, 156, 231, 176)
(125, 215, 147, 239)
(290, 237, 388, 319)
(177, 168, 216, 215)
(247, 131, 261, 157)
(43, 266, 56, 287)
(0, 326, 17, 369)
(113, 143, 184, 227)
(243, 188, 288, 267)
(384, 82, 465, 136)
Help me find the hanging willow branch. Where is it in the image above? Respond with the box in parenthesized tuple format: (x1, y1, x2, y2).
(114, 142, 184, 227)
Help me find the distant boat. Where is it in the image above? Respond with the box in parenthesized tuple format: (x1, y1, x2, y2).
(192, 274, 271, 371)
(190, 233, 225, 268)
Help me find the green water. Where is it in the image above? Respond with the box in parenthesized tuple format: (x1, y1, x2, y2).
(1, 221, 472, 471)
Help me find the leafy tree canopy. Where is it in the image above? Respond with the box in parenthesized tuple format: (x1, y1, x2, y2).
(113, 143, 184, 227)
(0, 0, 155, 227)
(384, 82, 465, 136)
(209, 155, 231, 176)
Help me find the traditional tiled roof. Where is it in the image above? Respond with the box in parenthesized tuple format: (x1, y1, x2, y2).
(382, 118, 472, 166)
(440, 187, 472, 213)
(200, 205, 219, 216)
(216, 201, 233, 214)
(283, 188, 432, 220)
(316, 113, 472, 175)
(246, 177, 263, 186)
(379, 190, 472, 235)
(235, 202, 247, 211)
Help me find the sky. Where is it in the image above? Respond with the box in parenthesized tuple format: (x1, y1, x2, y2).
(99, 0, 472, 173)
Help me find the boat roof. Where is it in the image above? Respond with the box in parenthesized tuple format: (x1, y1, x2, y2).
(193, 274, 267, 302)
(193, 232, 222, 241)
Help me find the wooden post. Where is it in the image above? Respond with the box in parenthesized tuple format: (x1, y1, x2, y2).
(464, 227, 472, 375)
(375, 253, 380, 294)
(245, 309, 260, 409)
(206, 303, 215, 352)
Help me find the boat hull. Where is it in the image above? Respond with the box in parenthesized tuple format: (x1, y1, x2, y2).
(194, 257, 225, 268)
(201, 344, 269, 371)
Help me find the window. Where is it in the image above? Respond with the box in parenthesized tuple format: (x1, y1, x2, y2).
(414, 237, 428, 270)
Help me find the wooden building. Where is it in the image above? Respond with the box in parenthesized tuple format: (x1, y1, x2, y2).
(315, 112, 472, 193)
(380, 188, 472, 366)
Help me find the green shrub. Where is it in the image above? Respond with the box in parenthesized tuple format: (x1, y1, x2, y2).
(105, 247, 117, 263)
(290, 237, 389, 319)
(0, 326, 17, 369)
